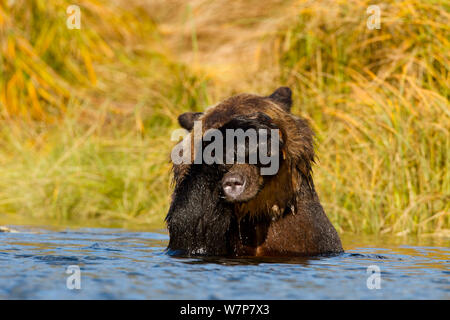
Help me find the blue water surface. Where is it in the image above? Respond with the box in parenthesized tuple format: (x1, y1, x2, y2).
(0, 226, 448, 299)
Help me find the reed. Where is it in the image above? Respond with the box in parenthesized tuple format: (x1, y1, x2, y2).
(276, 0, 449, 235)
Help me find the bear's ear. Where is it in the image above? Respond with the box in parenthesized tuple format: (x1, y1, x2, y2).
(268, 87, 292, 112)
(178, 112, 203, 131)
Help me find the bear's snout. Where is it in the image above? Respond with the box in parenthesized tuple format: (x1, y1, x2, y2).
(221, 164, 262, 203)
(222, 173, 245, 200)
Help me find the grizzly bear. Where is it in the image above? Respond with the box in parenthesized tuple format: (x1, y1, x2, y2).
(165, 87, 343, 257)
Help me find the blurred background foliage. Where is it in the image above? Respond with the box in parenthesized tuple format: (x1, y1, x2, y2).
(0, 0, 448, 235)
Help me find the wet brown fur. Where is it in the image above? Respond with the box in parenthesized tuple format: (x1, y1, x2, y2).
(168, 89, 343, 256)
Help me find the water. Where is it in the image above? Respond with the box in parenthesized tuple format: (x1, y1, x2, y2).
(0, 225, 448, 299)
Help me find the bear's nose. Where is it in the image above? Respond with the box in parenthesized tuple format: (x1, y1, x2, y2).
(222, 173, 245, 199)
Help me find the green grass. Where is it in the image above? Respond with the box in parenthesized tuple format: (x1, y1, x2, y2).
(0, 54, 210, 227)
(0, 76, 209, 226)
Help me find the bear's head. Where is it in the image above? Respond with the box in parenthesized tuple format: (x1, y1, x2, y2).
(166, 87, 318, 255)
(172, 87, 315, 219)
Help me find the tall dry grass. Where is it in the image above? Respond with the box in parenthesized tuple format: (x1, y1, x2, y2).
(0, 0, 157, 120)
(0, 0, 209, 225)
(275, 0, 449, 235)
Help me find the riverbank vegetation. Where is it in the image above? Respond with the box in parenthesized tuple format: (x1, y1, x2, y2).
(0, 0, 448, 235)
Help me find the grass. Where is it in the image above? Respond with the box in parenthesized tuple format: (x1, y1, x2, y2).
(0, 0, 448, 235)
(275, 0, 449, 235)
(0, 0, 210, 227)
(0, 64, 210, 226)
(0, 0, 152, 120)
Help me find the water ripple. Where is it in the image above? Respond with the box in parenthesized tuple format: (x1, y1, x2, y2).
(0, 226, 448, 299)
